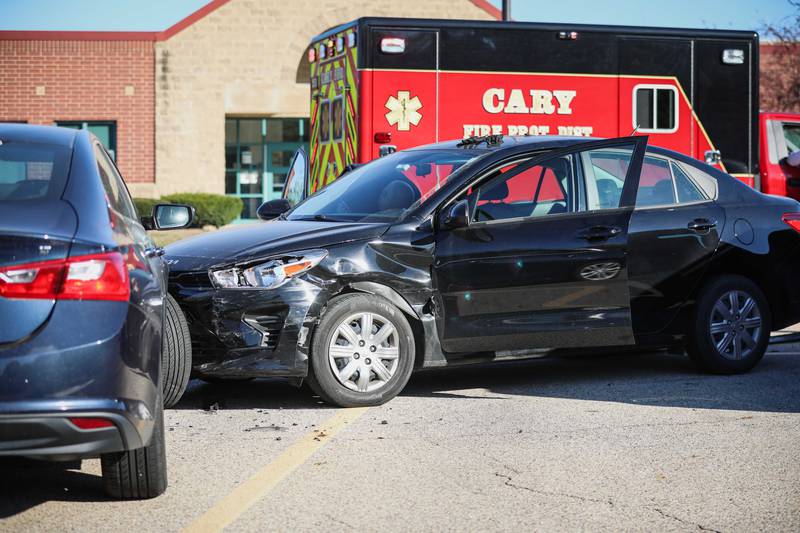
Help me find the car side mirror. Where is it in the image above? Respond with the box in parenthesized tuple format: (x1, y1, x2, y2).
(440, 199, 469, 230)
(143, 204, 194, 230)
(257, 198, 291, 221)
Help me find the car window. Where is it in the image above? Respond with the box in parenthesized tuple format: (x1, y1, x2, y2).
(581, 148, 633, 210)
(95, 144, 137, 220)
(784, 123, 800, 153)
(635, 156, 675, 207)
(469, 155, 574, 223)
(680, 161, 718, 200)
(283, 150, 307, 207)
(287, 149, 477, 223)
(0, 141, 70, 201)
(671, 161, 706, 203)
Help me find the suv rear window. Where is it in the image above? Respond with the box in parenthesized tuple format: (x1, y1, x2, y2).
(0, 141, 71, 201)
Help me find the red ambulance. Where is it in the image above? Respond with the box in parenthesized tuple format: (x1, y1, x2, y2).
(278, 18, 800, 208)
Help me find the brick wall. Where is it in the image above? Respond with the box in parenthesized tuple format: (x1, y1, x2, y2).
(0, 40, 155, 183)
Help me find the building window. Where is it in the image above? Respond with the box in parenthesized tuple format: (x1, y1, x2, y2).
(633, 86, 678, 133)
(57, 121, 117, 159)
(225, 117, 310, 220)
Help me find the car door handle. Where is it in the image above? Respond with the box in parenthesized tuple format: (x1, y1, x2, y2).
(145, 247, 165, 258)
(577, 226, 622, 241)
(687, 219, 716, 232)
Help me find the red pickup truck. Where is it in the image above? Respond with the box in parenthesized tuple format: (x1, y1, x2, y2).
(760, 112, 800, 200)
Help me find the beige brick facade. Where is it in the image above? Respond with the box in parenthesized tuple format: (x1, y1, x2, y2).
(130, 0, 493, 198)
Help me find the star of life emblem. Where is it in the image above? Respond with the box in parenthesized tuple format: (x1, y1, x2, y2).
(385, 91, 423, 131)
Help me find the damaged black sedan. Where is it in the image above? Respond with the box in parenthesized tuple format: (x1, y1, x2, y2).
(165, 135, 800, 407)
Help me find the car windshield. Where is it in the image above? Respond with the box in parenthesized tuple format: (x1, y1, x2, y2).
(287, 150, 477, 223)
(0, 141, 71, 202)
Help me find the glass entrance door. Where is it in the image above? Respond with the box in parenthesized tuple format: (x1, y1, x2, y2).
(225, 117, 309, 220)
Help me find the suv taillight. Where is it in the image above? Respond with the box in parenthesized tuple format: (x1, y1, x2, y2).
(0, 252, 129, 301)
(782, 213, 800, 233)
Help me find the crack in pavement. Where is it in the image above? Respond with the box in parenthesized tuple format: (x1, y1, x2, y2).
(494, 472, 615, 508)
(652, 507, 722, 533)
(495, 472, 723, 532)
(323, 512, 357, 530)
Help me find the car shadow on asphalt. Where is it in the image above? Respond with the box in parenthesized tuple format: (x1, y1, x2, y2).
(0, 459, 109, 517)
(170, 349, 800, 414)
(171, 377, 327, 411)
(401, 350, 800, 414)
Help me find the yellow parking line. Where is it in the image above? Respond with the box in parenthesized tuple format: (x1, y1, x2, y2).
(183, 407, 369, 533)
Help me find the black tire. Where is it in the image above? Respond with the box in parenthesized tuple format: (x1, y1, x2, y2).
(162, 294, 192, 408)
(686, 274, 771, 374)
(101, 396, 167, 499)
(307, 293, 415, 407)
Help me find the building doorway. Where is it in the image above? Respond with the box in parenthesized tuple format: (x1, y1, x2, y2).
(225, 117, 309, 220)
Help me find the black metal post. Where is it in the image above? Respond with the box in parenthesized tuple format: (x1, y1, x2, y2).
(502, 0, 511, 21)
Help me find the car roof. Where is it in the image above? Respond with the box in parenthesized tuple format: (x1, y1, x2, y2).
(0, 123, 78, 147)
(409, 135, 706, 165)
(408, 135, 602, 154)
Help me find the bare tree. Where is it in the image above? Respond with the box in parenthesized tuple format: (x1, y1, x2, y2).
(760, 0, 800, 112)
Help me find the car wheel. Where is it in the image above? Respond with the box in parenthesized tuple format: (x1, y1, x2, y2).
(100, 395, 167, 499)
(162, 294, 192, 408)
(307, 293, 415, 407)
(686, 274, 771, 374)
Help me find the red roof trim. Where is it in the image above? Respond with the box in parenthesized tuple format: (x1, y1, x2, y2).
(0, 30, 158, 41)
(469, 0, 502, 20)
(159, 0, 230, 40)
(0, 0, 230, 41)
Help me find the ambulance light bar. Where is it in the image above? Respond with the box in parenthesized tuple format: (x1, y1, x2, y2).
(381, 37, 406, 54)
(557, 31, 579, 40)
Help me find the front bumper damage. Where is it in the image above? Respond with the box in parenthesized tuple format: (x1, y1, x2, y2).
(170, 273, 327, 378)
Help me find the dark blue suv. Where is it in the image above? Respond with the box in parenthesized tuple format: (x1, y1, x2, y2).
(0, 124, 192, 499)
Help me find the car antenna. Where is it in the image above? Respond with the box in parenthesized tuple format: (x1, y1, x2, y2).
(630, 124, 640, 135)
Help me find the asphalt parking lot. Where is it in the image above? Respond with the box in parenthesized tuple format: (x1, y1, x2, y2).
(2, 340, 799, 532)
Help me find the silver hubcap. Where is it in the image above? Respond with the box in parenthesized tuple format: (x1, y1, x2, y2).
(709, 290, 762, 361)
(328, 312, 400, 393)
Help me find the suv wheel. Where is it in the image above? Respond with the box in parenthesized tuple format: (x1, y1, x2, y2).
(307, 294, 415, 407)
(100, 396, 167, 499)
(687, 274, 771, 374)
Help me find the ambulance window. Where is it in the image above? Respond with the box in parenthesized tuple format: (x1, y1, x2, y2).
(634, 86, 677, 133)
(319, 101, 330, 143)
(331, 97, 344, 141)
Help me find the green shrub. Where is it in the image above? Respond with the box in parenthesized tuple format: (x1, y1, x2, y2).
(161, 193, 243, 227)
(133, 197, 160, 218)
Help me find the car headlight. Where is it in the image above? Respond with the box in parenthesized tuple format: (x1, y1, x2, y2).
(209, 249, 327, 289)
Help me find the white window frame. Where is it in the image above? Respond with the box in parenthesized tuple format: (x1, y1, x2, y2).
(632, 84, 679, 134)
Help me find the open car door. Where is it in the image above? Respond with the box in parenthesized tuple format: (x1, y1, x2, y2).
(281, 147, 309, 208)
(432, 136, 648, 354)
